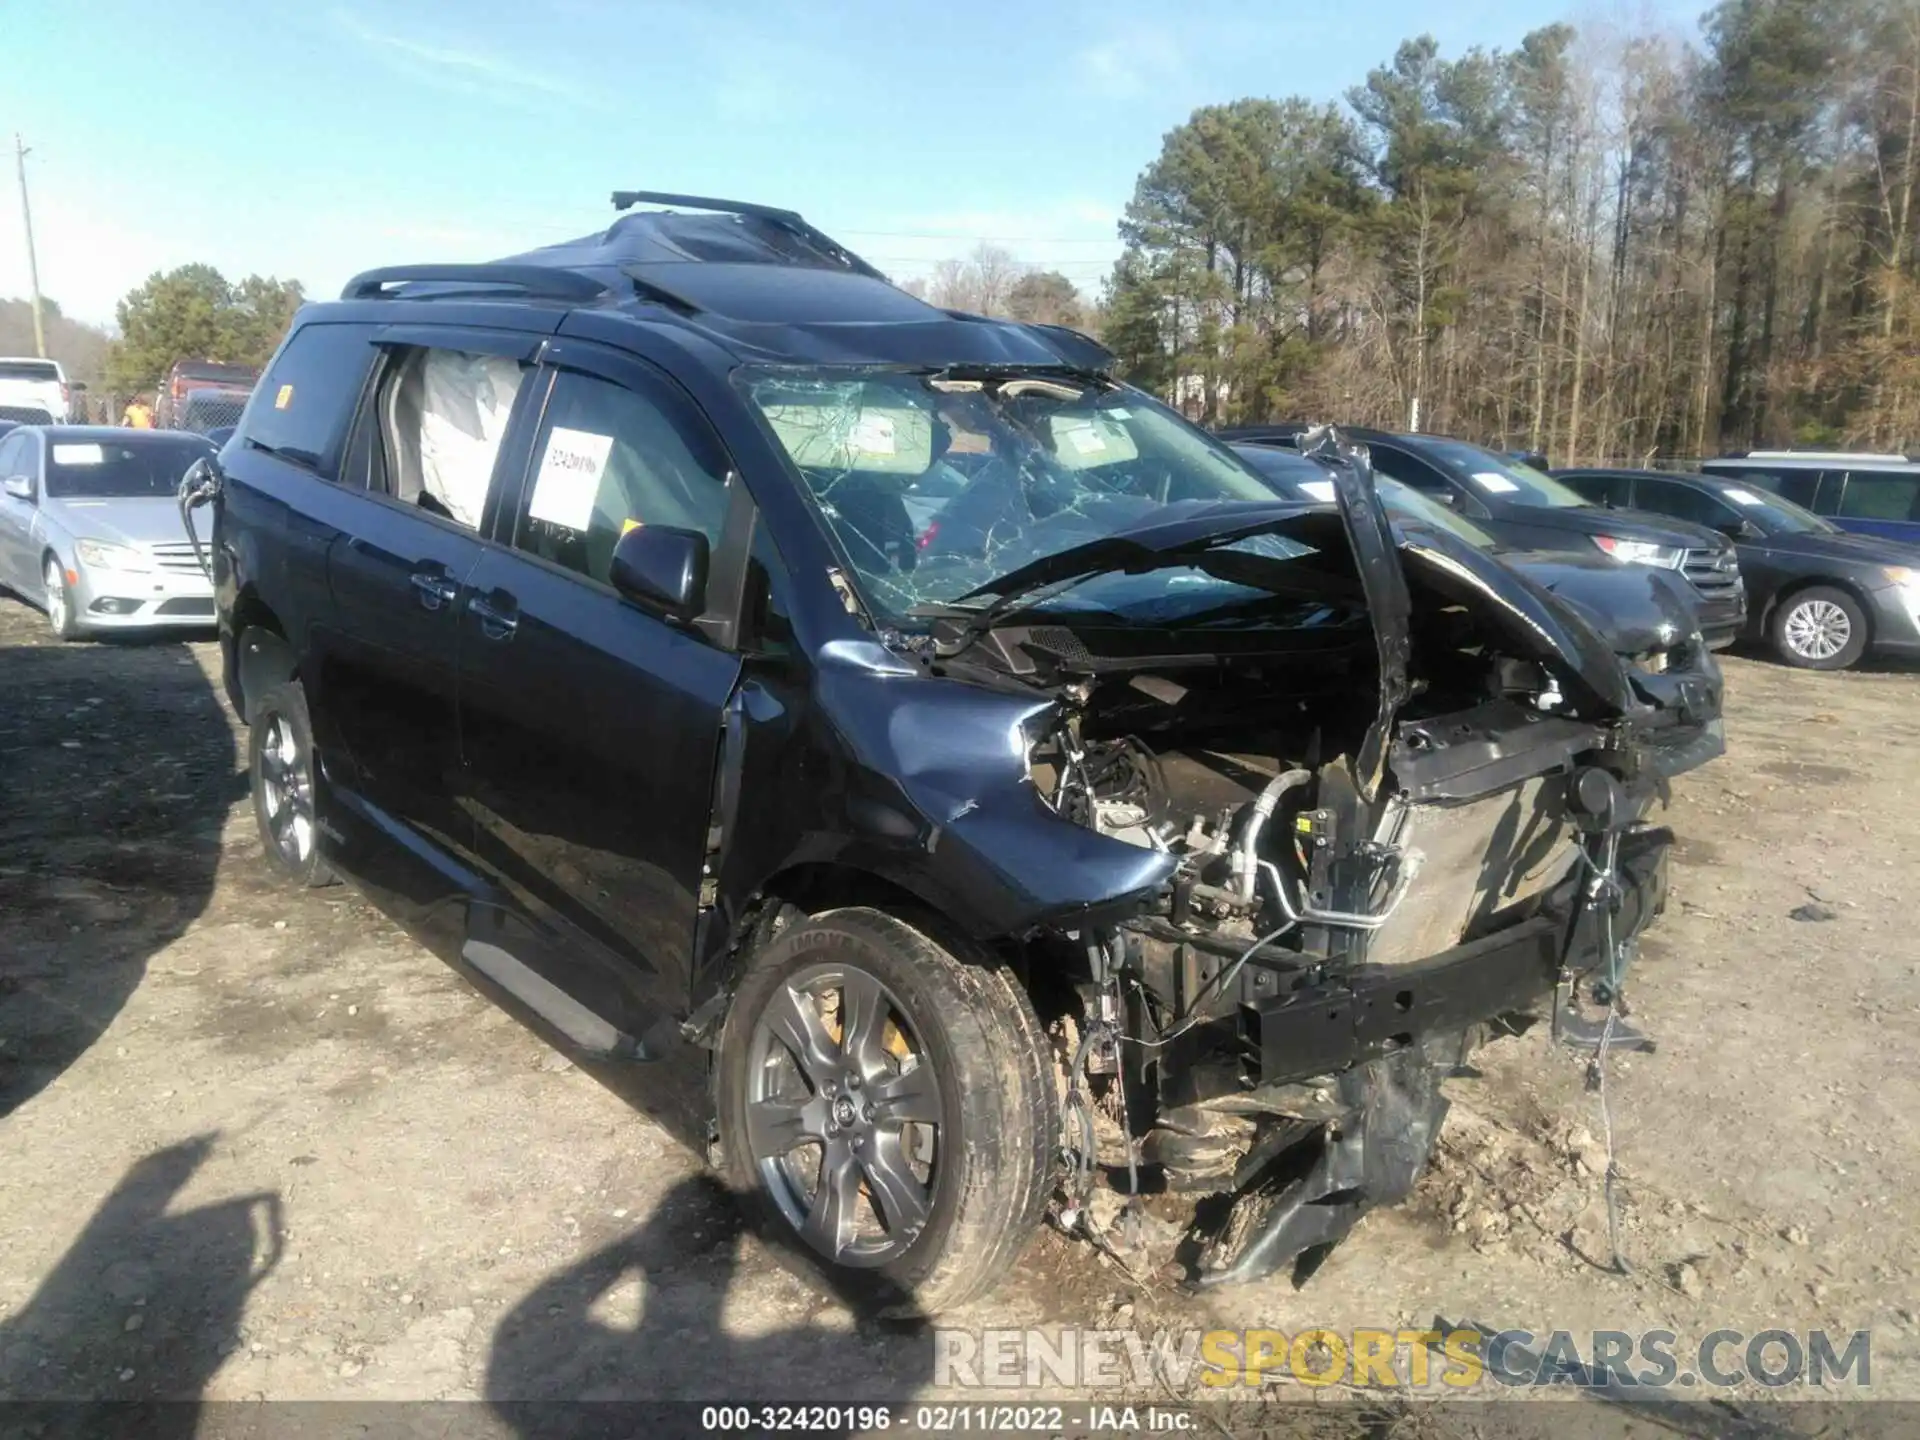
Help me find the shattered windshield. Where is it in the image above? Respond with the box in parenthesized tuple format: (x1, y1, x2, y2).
(741, 369, 1298, 627)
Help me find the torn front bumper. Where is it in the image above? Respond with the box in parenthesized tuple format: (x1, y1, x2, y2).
(1196, 825, 1669, 1288)
(1629, 653, 1725, 781)
(1245, 824, 1668, 1090)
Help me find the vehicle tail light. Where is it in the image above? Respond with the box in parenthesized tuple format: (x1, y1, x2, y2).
(917, 522, 939, 550)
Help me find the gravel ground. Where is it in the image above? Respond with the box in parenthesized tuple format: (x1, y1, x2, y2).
(2, 590, 1917, 1427)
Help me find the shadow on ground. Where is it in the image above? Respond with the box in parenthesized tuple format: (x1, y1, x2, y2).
(0, 616, 241, 1117)
(0, 1135, 281, 1431)
(487, 1174, 935, 1427)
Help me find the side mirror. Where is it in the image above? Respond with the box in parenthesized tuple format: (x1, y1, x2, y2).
(1718, 517, 1762, 541)
(610, 524, 708, 621)
(177, 456, 223, 508)
(3, 475, 31, 501)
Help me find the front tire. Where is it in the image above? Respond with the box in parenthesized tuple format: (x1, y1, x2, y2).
(715, 907, 1055, 1315)
(1772, 585, 1868, 670)
(249, 681, 337, 888)
(43, 558, 79, 642)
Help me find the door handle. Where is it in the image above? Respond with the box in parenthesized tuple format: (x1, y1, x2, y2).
(469, 592, 519, 640)
(409, 570, 459, 610)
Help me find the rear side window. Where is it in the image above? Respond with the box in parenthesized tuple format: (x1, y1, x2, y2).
(0, 432, 28, 480)
(511, 368, 731, 587)
(362, 347, 527, 532)
(1368, 445, 1452, 495)
(172, 362, 256, 385)
(1632, 477, 1735, 527)
(1711, 465, 1829, 510)
(1563, 472, 1631, 506)
(239, 323, 378, 472)
(1835, 471, 1920, 522)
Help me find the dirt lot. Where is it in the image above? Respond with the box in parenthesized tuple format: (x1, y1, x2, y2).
(3, 589, 1918, 1424)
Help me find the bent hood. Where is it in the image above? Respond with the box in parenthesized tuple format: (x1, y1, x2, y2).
(952, 498, 1332, 604)
(1299, 427, 1411, 800)
(1301, 428, 1646, 800)
(1497, 548, 1704, 656)
(958, 428, 1662, 801)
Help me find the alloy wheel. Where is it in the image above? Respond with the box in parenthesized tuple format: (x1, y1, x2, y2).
(1784, 598, 1851, 661)
(43, 562, 67, 635)
(745, 962, 942, 1268)
(257, 713, 315, 866)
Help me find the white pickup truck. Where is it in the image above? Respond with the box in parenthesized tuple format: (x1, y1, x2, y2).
(0, 357, 70, 424)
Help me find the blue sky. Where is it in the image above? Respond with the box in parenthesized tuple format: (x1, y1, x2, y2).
(3, 0, 1701, 328)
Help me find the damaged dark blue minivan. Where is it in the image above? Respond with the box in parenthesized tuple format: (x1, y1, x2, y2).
(184, 192, 1722, 1313)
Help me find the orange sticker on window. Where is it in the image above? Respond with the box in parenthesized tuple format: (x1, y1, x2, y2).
(274, 383, 294, 410)
(621, 517, 644, 535)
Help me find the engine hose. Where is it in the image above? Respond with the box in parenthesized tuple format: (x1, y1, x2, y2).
(1236, 769, 1312, 904)
(1065, 1024, 1100, 1199)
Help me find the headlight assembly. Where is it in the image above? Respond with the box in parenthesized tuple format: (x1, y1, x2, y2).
(73, 539, 151, 573)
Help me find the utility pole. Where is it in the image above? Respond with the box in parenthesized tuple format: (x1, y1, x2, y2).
(14, 134, 46, 358)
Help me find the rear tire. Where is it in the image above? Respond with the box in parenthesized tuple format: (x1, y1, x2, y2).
(249, 681, 337, 888)
(714, 907, 1055, 1316)
(1771, 585, 1868, 670)
(43, 558, 79, 642)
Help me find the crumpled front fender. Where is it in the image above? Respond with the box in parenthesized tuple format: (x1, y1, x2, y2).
(809, 641, 1176, 937)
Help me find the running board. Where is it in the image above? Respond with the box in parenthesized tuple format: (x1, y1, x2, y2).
(460, 940, 645, 1060)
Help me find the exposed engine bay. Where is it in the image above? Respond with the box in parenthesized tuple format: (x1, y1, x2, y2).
(924, 434, 1685, 1288)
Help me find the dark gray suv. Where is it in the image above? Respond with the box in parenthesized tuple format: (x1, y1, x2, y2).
(186, 191, 1714, 1312)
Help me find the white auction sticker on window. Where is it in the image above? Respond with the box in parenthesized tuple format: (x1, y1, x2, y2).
(1471, 470, 1521, 493)
(850, 413, 896, 456)
(53, 443, 105, 465)
(1723, 486, 1767, 507)
(1300, 479, 1337, 502)
(528, 427, 614, 531)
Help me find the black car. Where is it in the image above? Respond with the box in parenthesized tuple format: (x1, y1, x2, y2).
(1555, 467, 1920, 670)
(189, 191, 1709, 1312)
(1221, 426, 1747, 650)
(1232, 445, 1724, 771)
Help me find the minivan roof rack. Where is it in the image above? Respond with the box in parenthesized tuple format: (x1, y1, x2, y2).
(609, 189, 888, 282)
(341, 264, 610, 302)
(1743, 449, 1911, 462)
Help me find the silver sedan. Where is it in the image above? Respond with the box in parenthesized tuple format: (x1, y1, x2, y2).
(0, 426, 217, 640)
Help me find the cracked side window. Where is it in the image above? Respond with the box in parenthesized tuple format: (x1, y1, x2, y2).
(740, 370, 1276, 627)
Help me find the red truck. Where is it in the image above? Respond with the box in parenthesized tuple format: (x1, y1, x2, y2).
(157, 359, 258, 430)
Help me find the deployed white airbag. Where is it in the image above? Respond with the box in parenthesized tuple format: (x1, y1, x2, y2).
(418, 351, 521, 528)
